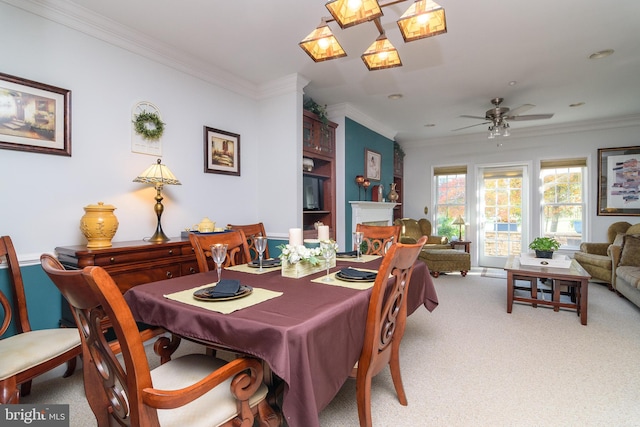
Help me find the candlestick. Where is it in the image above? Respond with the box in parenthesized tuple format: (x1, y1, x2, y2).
(289, 228, 303, 246)
(318, 225, 329, 241)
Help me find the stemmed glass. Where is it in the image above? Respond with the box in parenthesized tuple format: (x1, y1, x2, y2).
(254, 236, 267, 271)
(210, 243, 228, 283)
(353, 232, 364, 260)
(320, 240, 335, 282)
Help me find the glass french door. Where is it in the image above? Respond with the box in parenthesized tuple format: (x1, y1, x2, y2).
(478, 165, 529, 268)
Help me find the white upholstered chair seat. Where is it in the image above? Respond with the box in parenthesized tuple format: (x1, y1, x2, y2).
(0, 329, 81, 380)
(152, 354, 269, 427)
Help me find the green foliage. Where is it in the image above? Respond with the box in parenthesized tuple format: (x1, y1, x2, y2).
(303, 98, 328, 124)
(133, 111, 165, 140)
(437, 217, 457, 240)
(528, 237, 560, 251)
(394, 141, 405, 159)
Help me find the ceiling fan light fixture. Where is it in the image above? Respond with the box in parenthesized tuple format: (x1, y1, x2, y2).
(326, 0, 383, 29)
(299, 19, 347, 62)
(361, 33, 402, 70)
(397, 0, 447, 43)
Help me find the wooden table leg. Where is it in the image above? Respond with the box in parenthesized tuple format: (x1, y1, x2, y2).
(580, 279, 588, 325)
(507, 271, 514, 313)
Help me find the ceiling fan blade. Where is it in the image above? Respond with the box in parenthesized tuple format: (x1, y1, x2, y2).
(452, 121, 490, 131)
(508, 113, 554, 121)
(506, 104, 535, 117)
(460, 115, 488, 120)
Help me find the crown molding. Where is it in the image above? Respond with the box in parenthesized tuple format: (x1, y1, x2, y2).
(4, 0, 261, 99)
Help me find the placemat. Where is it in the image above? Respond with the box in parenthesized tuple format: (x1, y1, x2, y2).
(225, 263, 281, 274)
(335, 254, 381, 263)
(164, 284, 282, 314)
(310, 268, 379, 290)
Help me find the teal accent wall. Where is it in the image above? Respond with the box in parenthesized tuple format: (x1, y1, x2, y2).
(0, 265, 63, 337)
(343, 118, 395, 244)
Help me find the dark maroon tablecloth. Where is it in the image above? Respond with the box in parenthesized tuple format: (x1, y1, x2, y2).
(124, 258, 437, 427)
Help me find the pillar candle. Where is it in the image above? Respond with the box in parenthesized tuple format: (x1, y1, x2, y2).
(289, 228, 303, 246)
(318, 225, 330, 241)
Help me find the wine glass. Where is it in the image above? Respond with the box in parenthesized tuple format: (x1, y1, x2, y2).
(320, 240, 335, 282)
(254, 236, 267, 271)
(353, 232, 364, 260)
(210, 243, 228, 282)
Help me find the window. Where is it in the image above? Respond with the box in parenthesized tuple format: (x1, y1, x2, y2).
(434, 166, 467, 240)
(540, 158, 587, 249)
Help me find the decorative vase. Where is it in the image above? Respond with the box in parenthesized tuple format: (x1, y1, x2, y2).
(80, 202, 119, 248)
(534, 250, 554, 259)
(388, 183, 399, 203)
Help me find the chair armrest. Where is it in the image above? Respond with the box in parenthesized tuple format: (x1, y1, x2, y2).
(428, 235, 449, 245)
(142, 356, 263, 409)
(579, 242, 609, 256)
(608, 245, 623, 288)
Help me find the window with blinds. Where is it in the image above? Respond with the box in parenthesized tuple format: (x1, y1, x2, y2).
(540, 158, 587, 248)
(433, 166, 467, 239)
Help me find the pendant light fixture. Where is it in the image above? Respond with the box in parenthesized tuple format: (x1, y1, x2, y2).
(299, 18, 347, 62)
(300, 0, 447, 70)
(397, 0, 447, 42)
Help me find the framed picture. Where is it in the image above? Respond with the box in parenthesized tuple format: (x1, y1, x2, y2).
(365, 148, 381, 181)
(204, 126, 240, 176)
(0, 72, 71, 156)
(597, 146, 640, 216)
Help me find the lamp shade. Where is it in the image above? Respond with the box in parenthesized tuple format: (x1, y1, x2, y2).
(452, 216, 465, 225)
(133, 158, 181, 186)
(325, 0, 383, 29)
(299, 19, 347, 62)
(397, 0, 447, 43)
(361, 34, 402, 70)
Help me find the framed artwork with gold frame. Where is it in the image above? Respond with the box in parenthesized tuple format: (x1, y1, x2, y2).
(597, 146, 640, 216)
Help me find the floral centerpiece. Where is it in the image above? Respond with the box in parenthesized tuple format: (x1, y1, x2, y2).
(278, 241, 337, 278)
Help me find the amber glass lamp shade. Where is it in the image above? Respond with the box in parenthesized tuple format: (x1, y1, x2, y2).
(361, 34, 402, 71)
(325, 0, 383, 29)
(299, 19, 347, 62)
(397, 0, 447, 43)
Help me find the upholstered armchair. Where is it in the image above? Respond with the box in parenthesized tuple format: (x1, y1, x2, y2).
(574, 221, 631, 286)
(394, 218, 451, 250)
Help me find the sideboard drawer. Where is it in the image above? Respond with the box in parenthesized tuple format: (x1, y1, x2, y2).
(109, 263, 182, 293)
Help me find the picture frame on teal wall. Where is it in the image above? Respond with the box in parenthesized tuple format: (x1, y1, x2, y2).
(0, 72, 71, 156)
(203, 126, 241, 176)
(365, 148, 381, 181)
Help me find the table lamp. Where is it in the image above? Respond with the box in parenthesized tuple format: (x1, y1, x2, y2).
(133, 159, 181, 242)
(453, 216, 465, 241)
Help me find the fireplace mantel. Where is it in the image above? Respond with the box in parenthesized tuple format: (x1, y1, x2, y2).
(349, 201, 399, 243)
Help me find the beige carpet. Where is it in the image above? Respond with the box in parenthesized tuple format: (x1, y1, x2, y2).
(22, 268, 640, 426)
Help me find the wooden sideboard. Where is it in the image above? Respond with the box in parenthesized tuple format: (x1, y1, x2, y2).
(55, 237, 198, 294)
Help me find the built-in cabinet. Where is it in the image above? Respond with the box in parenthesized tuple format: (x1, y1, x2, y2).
(302, 110, 337, 239)
(393, 150, 404, 221)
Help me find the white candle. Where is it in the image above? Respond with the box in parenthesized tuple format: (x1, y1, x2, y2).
(318, 225, 329, 241)
(289, 228, 303, 246)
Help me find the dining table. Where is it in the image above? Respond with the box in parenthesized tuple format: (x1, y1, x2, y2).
(124, 255, 438, 427)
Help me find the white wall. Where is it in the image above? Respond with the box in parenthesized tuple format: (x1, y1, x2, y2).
(402, 120, 640, 247)
(0, 3, 300, 259)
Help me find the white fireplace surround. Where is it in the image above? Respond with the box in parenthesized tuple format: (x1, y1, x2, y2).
(350, 201, 398, 246)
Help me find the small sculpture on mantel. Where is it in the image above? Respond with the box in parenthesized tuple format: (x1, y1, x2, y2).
(388, 183, 399, 203)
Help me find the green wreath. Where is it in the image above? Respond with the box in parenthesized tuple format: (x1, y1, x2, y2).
(133, 111, 165, 140)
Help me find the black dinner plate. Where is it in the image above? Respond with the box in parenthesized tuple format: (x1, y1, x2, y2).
(193, 284, 253, 301)
(248, 258, 281, 268)
(335, 269, 377, 282)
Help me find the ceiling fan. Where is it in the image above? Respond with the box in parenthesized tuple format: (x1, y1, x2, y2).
(453, 97, 554, 135)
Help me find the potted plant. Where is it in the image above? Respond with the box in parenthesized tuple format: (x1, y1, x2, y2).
(528, 237, 560, 259)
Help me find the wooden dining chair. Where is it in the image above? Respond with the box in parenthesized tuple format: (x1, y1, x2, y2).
(0, 236, 81, 404)
(41, 254, 280, 427)
(189, 230, 252, 272)
(227, 222, 270, 260)
(355, 223, 402, 255)
(350, 236, 427, 427)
